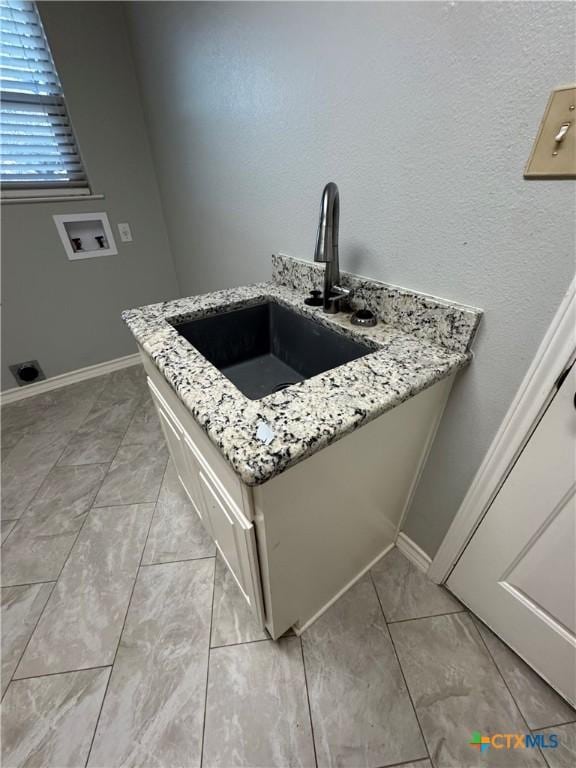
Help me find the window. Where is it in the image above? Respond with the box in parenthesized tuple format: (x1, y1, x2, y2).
(0, 0, 89, 197)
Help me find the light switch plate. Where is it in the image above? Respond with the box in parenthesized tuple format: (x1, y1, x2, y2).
(525, 84, 576, 179)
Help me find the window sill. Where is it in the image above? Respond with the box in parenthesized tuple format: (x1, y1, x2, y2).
(1, 193, 104, 205)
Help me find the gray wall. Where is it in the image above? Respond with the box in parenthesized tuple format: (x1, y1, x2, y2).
(1, 1, 179, 391)
(127, 1, 575, 557)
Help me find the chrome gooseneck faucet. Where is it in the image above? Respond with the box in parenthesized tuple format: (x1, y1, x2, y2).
(314, 182, 351, 313)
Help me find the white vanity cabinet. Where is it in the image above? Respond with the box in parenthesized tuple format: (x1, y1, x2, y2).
(140, 346, 454, 640)
(145, 361, 264, 627)
(148, 378, 205, 525)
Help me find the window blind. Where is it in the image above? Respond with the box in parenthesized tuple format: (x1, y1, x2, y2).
(0, 0, 89, 194)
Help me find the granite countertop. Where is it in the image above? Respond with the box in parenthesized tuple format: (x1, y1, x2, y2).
(122, 255, 482, 486)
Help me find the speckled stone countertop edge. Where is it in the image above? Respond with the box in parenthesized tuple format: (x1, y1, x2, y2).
(122, 270, 479, 486)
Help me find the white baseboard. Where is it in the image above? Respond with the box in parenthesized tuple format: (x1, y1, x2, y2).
(396, 532, 432, 574)
(1, 353, 141, 405)
(291, 542, 395, 636)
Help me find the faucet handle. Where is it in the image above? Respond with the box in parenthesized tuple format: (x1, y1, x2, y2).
(330, 284, 352, 299)
(324, 284, 353, 314)
(304, 289, 324, 307)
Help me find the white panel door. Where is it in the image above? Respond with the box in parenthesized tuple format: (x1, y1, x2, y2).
(448, 363, 576, 705)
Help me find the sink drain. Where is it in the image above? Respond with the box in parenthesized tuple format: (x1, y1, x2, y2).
(272, 381, 298, 393)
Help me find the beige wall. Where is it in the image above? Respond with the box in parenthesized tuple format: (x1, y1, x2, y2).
(1, 1, 179, 391)
(126, 1, 575, 557)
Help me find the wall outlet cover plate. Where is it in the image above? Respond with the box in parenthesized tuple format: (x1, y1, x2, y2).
(525, 84, 576, 179)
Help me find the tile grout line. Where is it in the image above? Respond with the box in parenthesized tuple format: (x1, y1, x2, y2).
(469, 618, 576, 735)
(299, 635, 319, 768)
(386, 609, 467, 625)
(1, 579, 58, 590)
(199, 551, 218, 768)
(83, 451, 169, 768)
(470, 617, 558, 768)
(89, 400, 168, 511)
(2, 373, 146, 703)
(376, 757, 433, 768)
(0, 425, 81, 546)
(7, 664, 113, 684)
(119, 391, 164, 449)
(1, 374, 116, 542)
(2, 441, 120, 701)
(55, 372, 144, 468)
(209, 636, 276, 651)
(0, 463, 112, 552)
(1, 375, 108, 448)
(118, 390, 149, 447)
(0, 580, 57, 704)
(369, 571, 435, 768)
(530, 718, 576, 732)
(141, 554, 216, 568)
(470, 611, 576, 736)
(84, 452, 169, 768)
(53, 461, 114, 470)
(92, 493, 167, 509)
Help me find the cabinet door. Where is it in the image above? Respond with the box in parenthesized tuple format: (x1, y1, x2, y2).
(180, 434, 214, 537)
(147, 374, 264, 626)
(155, 398, 188, 477)
(199, 471, 264, 625)
(147, 378, 207, 524)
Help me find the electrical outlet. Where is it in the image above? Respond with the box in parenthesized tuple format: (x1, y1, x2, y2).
(118, 222, 133, 242)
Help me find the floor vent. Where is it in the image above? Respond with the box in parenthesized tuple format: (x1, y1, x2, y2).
(9, 360, 46, 387)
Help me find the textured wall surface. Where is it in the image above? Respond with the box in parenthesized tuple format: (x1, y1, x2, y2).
(127, 1, 575, 556)
(1, 2, 178, 391)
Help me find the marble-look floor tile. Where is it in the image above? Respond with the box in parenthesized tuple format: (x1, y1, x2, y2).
(1, 465, 107, 587)
(88, 558, 214, 768)
(211, 554, 267, 647)
(97, 365, 148, 405)
(1, 377, 108, 437)
(302, 575, 426, 768)
(121, 395, 163, 446)
(1, 668, 110, 768)
(1, 583, 53, 697)
(203, 637, 315, 768)
(1, 432, 71, 520)
(1, 427, 26, 452)
(399, 762, 433, 768)
(1, 519, 16, 543)
(1, 398, 49, 438)
(142, 461, 215, 566)
(39, 377, 110, 431)
(94, 443, 168, 507)
(371, 547, 462, 621)
(58, 397, 139, 466)
(1, 444, 18, 466)
(533, 722, 576, 768)
(15, 504, 154, 678)
(58, 429, 124, 467)
(472, 616, 576, 730)
(390, 613, 546, 767)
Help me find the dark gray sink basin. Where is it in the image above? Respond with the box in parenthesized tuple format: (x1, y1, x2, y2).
(171, 300, 373, 400)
